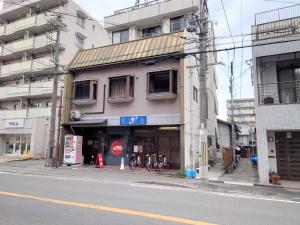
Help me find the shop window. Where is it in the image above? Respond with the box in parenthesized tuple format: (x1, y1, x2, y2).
(108, 76, 134, 103)
(112, 29, 129, 44)
(147, 70, 177, 100)
(142, 26, 161, 38)
(170, 16, 185, 32)
(73, 80, 97, 105)
(193, 86, 198, 103)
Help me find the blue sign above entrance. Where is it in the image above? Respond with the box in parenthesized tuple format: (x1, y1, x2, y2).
(120, 116, 147, 125)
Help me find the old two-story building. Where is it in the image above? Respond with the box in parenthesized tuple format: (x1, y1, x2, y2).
(62, 0, 218, 170)
(0, 0, 108, 158)
(252, 5, 300, 182)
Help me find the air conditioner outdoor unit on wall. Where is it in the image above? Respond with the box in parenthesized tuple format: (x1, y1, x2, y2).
(70, 110, 81, 121)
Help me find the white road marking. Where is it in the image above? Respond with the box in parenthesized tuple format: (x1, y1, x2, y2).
(223, 181, 254, 186)
(0, 170, 299, 204)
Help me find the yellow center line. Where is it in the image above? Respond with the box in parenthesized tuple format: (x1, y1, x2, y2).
(0, 191, 217, 225)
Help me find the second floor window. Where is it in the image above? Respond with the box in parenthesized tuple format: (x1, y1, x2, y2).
(170, 16, 185, 32)
(112, 29, 129, 44)
(148, 70, 177, 95)
(74, 80, 97, 101)
(109, 76, 134, 99)
(142, 26, 161, 38)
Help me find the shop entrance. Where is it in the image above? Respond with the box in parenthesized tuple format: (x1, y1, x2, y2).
(133, 127, 180, 169)
(4, 135, 31, 156)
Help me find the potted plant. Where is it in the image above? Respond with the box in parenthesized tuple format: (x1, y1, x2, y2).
(269, 171, 280, 185)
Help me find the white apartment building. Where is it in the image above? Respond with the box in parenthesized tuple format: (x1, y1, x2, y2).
(104, 0, 218, 169)
(0, 0, 108, 158)
(252, 5, 300, 182)
(226, 98, 256, 147)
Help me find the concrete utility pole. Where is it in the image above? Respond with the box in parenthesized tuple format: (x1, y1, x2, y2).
(185, 0, 209, 179)
(198, 0, 209, 181)
(46, 13, 62, 167)
(229, 61, 237, 166)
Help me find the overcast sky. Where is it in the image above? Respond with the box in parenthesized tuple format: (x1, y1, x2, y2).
(1, 0, 298, 119)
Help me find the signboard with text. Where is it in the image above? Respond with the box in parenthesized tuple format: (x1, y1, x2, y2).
(5, 119, 24, 129)
(120, 116, 147, 125)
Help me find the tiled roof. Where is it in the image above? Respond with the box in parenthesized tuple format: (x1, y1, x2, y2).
(69, 31, 186, 70)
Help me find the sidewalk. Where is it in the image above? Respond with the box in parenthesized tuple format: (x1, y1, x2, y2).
(1, 159, 300, 201)
(0, 155, 23, 163)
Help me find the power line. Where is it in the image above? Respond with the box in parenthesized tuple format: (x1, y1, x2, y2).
(184, 36, 300, 55)
(220, 0, 236, 48)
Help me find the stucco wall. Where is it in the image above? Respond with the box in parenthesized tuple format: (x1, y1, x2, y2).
(72, 59, 180, 122)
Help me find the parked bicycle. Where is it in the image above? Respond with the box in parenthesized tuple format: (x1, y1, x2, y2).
(145, 154, 152, 171)
(129, 153, 137, 170)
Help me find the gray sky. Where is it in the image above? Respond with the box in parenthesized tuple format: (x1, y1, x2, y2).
(2, 0, 298, 119)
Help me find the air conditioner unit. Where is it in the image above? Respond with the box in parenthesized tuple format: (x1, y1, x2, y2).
(70, 110, 81, 121)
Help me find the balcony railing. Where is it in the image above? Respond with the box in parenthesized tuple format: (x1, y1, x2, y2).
(0, 32, 57, 58)
(114, 0, 172, 15)
(0, 14, 48, 38)
(0, 55, 55, 77)
(0, 107, 52, 120)
(255, 4, 300, 25)
(0, 81, 53, 100)
(258, 80, 300, 105)
(252, 16, 300, 41)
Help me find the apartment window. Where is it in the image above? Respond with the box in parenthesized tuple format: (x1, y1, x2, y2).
(148, 70, 177, 95)
(277, 65, 300, 103)
(112, 29, 129, 44)
(170, 16, 185, 32)
(75, 34, 84, 49)
(77, 12, 85, 28)
(74, 80, 97, 102)
(193, 86, 198, 102)
(142, 26, 161, 38)
(108, 76, 134, 101)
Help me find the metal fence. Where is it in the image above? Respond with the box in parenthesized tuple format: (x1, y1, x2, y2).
(255, 4, 300, 25)
(258, 80, 300, 104)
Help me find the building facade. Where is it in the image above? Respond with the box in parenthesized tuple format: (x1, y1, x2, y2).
(62, 0, 218, 170)
(227, 98, 256, 148)
(252, 5, 300, 182)
(0, 0, 108, 158)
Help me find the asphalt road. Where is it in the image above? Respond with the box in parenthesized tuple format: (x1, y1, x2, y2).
(0, 171, 299, 225)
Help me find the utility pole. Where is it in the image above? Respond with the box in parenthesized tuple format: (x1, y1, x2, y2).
(198, 0, 209, 181)
(185, 0, 209, 179)
(229, 61, 237, 167)
(46, 12, 62, 167)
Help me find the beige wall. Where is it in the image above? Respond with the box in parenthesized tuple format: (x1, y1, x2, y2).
(72, 59, 180, 121)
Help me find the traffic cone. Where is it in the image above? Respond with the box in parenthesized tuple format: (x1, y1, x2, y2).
(120, 157, 125, 171)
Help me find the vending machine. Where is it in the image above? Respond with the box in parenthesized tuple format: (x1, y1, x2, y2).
(63, 135, 83, 165)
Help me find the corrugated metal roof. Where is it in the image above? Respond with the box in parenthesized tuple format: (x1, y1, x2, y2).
(69, 31, 186, 70)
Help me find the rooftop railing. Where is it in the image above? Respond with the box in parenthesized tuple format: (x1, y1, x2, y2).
(255, 4, 300, 25)
(113, 0, 172, 15)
